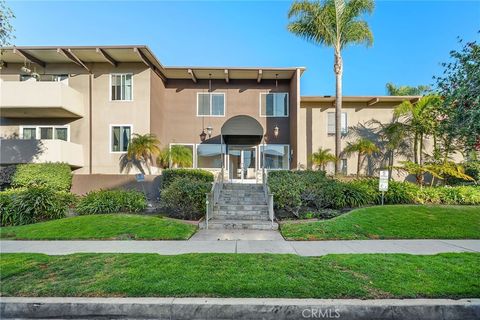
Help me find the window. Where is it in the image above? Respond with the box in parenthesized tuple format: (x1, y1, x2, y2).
(169, 144, 194, 168)
(260, 144, 290, 169)
(327, 112, 348, 135)
(111, 125, 131, 152)
(22, 128, 36, 139)
(110, 74, 133, 101)
(197, 144, 225, 168)
(197, 93, 225, 116)
(21, 126, 69, 141)
(260, 93, 289, 117)
(20, 74, 68, 82)
(341, 159, 348, 175)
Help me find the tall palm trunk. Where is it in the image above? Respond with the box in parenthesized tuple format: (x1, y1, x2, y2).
(388, 149, 394, 180)
(334, 49, 343, 174)
(356, 152, 361, 177)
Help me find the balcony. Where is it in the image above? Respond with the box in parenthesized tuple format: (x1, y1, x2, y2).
(0, 139, 84, 168)
(0, 81, 84, 118)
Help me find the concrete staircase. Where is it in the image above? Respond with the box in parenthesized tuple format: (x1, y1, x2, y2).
(203, 183, 278, 230)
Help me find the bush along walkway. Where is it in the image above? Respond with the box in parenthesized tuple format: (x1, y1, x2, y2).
(1, 239, 479, 256)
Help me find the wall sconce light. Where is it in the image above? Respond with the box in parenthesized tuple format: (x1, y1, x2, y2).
(200, 126, 213, 142)
(199, 130, 207, 142)
(206, 126, 213, 137)
(273, 125, 279, 138)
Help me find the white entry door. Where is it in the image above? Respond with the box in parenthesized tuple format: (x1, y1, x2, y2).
(228, 146, 256, 183)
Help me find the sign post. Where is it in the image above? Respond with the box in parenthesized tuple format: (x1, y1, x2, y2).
(135, 173, 146, 197)
(378, 170, 389, 205)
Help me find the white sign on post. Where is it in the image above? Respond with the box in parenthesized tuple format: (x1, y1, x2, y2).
(378, 170, 389, 191)
(379, 170, 389, 205)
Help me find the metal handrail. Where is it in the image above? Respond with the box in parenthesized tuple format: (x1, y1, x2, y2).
(205, 169, 224, 229)
(262, 169, 275, 227)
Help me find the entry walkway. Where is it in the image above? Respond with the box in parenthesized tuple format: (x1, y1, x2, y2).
(1, 239, 479, 256)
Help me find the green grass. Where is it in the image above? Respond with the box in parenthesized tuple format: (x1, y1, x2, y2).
(1, 253, 478, 298)
(0, 214, 197, 240)
(281, 205, 480, 240)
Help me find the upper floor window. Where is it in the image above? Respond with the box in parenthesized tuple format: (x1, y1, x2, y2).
(21, 126, 69, 141)
(260, 92, 289, 117)
(327, 112, 348, 135)
(20, 74, 68, 83)
(111, 74, 133, 101)
(111, 125, 131, 152)
(197, 92, 225, 116)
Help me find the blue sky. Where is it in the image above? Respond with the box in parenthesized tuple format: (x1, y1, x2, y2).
(7, 0, 480, 95)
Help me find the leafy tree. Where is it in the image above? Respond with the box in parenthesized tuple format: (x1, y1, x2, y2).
(434, 35, 480, 154)
(0, 0, 15, 69)
(385, 83, 430, 96)
(288, 0, 374, 174)
(309, 148, 337, 171)
(158, 145, 193, 169)
(120, 133, 161, 174)
(342, 138, 379, 177)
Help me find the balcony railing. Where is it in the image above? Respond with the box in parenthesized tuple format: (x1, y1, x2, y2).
(0, 81, 84, 118)
(0, 139, 84, 168)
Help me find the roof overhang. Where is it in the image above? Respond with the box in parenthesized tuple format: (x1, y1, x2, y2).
(164, 66, 305, 82)
(0, 45, 168, 81)
(0, 46, 305, 83)
(301, 95, 422, 106)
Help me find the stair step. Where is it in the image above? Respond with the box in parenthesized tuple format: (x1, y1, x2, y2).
(216, 204, 268, 210)
(214, 214, 269, 221)
(202, 219, 278, 230)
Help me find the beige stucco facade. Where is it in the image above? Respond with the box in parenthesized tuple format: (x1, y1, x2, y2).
(1, 45, 448, 181)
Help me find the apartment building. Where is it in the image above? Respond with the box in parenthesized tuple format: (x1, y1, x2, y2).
(0, 45, 421, 183)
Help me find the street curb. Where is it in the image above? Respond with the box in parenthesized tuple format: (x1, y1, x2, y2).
(1, 297, 479, 320)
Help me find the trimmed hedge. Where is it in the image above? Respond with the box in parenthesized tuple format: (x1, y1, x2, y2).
(160, 177, 211, 220)
(76, 190, 147, 215)
(268, 171, 480, 217)
(11, 163, 72, 191)
(0, 186, 76, 226)
(162, 169, 214, 188)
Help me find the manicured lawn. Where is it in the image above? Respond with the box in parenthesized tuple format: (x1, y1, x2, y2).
(281, 205, 480, 240)
(1, 253, 478, 298)
(0, 214, 197, 240)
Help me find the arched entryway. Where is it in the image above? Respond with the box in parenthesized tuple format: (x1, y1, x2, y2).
(221, 116, 263, 182)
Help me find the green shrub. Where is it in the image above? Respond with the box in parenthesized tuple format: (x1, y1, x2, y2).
(0, 186, 74, 226)
(162, 168, 214, 188)
(445, 161, 480, 185)
(11, 163, 72, 191)
(0, 165, 17, 190)
(76, 190, 147, 215)
(160, 177, 211, 220)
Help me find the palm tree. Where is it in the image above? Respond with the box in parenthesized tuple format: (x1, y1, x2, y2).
(288, 0, 374, 174)
(386, 83, 430, 96)
(157, 145, 193, 169)
(120, 133, 161, 174)
(343, 138, 379, 177)
(367, 118, 411, 180)
(309, 147, 337, 171)
(394, 95, 441, 165)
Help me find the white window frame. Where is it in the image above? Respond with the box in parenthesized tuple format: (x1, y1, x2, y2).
(259, 92, 289, 118)
(258, 144, 290, 170)
(19, 125, 70, 141)
(327, 112, 348, 135)
(169, 143, 196, 168)
(109, 73, 133, 102)
(109, 124, 133, 154)
(196, 92, 226, 117)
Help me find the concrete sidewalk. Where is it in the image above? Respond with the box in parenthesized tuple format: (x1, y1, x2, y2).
(1, 239, 479, 256)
